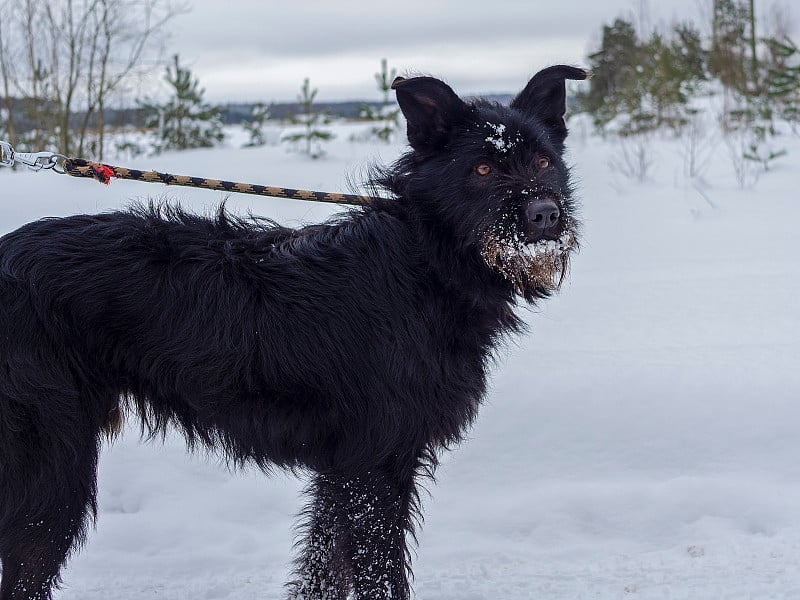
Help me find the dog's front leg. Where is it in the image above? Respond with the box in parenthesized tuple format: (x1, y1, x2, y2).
(288, 469, 415, 600)
(287, 473, 352, 600)
(341, 470, 414, 600)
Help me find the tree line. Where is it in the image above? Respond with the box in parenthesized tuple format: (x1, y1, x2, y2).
(576, 0, 799, 183)
(6, 0, 795, 178)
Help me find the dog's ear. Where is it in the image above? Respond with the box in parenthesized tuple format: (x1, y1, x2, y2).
(392, 76, 469, 150)
(511, 65, 588, 147)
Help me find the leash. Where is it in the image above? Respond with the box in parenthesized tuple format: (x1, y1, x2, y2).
(0, 141, 377, 206)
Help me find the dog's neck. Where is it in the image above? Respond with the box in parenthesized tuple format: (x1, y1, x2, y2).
(394, 201, 523, 335)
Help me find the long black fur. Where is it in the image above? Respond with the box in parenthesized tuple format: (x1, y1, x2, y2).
(0, 65, 586, 600)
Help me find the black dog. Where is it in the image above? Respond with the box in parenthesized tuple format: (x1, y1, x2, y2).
(0, 65, 586, 600)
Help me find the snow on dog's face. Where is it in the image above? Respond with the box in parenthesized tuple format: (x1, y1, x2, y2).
(474, 112, 579, 296)
(392, 66, 587, 299)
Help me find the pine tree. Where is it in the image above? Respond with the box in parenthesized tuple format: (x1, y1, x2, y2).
(646, 23, 708, 132)
(242, 102, 270, 147)
(763, 35, 800, 124)
(710, 0, 749, 92)
(375, 57, 396, 107)
(578, 19, 709, 135)
(672, 22, 708, 90)
(576, 19, 643, 130)
(140, 54, 224, 154)
(734, 34, 799, 169)
(283, 78, 333, 159)
(370, 58, 401, 142)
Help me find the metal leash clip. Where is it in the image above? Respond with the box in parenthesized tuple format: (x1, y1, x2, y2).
(0, 140, 14, 167)
(0, 140, 67, 173)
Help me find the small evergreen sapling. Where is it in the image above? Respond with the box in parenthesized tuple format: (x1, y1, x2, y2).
(763, 35, 800, 128)
(727, 33, 799, 175)
(371, 58, 401, 142)
(140, 54, 224, 154)
(737, 95, 787, 171)
(283, 78, 333, 159)
(357, 59, 401, 143)
(243, 102, 271, 148)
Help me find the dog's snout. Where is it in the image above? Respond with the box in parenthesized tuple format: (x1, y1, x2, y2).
(526, 200, 560, 228)
(524, 199, 561, 241)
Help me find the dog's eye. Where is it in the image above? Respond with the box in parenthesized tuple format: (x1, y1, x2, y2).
(476, 163, 492, 176)
(536, 156, 551, 170)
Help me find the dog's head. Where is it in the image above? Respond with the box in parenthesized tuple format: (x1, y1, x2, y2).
(389, 66, 587, 300)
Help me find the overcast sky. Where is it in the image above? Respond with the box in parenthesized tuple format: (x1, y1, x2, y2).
(166, 0, 705, 103)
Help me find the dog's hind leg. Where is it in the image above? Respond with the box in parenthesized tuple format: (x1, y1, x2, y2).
(0, 432, 101, 600)
(0, 383, 105, 600)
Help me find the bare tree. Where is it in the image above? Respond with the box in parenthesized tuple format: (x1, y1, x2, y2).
(81, 0, 187, 157)
(0, 4, 16, 143)
(43, 0, 99, 155)
(681, 109, 717, 180)
(609, 133, 655, 182)
(0, 0, 185, 157)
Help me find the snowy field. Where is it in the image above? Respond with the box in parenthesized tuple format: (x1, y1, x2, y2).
(1, 120, 799, 599)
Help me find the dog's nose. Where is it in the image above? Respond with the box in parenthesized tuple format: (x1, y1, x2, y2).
(525, 199, 560, 241)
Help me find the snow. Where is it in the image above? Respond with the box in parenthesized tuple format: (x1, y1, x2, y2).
(485, 122, 516, 153)
(527, 229, 573, 256)
(1, 120, 799, 599)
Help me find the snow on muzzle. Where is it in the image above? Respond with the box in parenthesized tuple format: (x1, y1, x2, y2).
(481, 218, 577, 294)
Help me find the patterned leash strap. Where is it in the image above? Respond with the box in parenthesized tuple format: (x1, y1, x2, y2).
(62, 158, 376, 206)
(0, 141, 377, 206)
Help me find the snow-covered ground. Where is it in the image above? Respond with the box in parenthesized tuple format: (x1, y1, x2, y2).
(1, 120, 799, 599)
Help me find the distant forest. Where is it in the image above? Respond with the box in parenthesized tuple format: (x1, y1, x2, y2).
(1, 98, 407, 131)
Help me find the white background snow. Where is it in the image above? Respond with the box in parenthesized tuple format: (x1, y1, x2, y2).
(1, 119, 799, 599)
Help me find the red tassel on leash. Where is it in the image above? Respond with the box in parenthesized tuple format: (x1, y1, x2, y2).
(91, 163, 115, 185)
